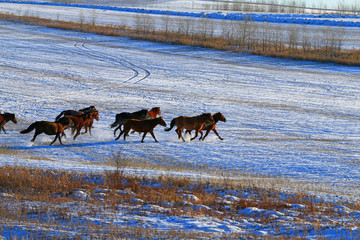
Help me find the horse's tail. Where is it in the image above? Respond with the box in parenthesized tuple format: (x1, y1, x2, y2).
(110, 113, 125, 128)
(20, 122, 37, 134)
(164, 118, 176, 131)
(110, 115, 119, 128)
(55, 111, 65, 121)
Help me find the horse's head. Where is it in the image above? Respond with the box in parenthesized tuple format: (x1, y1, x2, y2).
(92, 111, 100, 121)
(214, 112, 226, 122)
(158, 117, 167, 127)
(3, 113, 17, 124)
(151, 107, 161, 115)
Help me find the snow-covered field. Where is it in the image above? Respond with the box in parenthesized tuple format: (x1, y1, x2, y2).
(0, 1, 360, 238)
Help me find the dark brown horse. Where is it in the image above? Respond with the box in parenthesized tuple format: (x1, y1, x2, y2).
(20, 117, 73, 145)
(164, 113, 214, 142)
(185, 112, 226, 140)
(111, 107, 161, 136)
(0, 112, 17, 134)
(115, 117, 167, 142)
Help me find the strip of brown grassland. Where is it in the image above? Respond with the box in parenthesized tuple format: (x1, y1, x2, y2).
(0, 165, 358, 239)
(0, 12, 359, 66)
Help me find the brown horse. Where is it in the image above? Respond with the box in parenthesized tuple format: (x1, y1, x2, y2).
(66, 113, 94, 140)
(20, 117, 73, 145)
(146, 107, 161, 119)
(56, 107, 99, 137)
(115, 117, 167, 142)
(81, 110, 99, 135)
(0, 112, 17, 134)
(185, 112, 226, 140)
(55, 106, 97, 121)
(111, 107, 161, 136)
(164, 113, 214, 142)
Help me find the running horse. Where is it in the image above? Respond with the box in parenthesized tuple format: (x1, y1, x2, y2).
(55, 106, 97, 121)
(81, 110, 99, 135)
(55, 106, 99, 136)
(185, 112, 226, 140)
(115, 117, 167, 142)
(20, 117, 73, 145)
(66, 112, 96, 140)
(0, 112, 17, 134)
(111, 107, 161, 136)
(164, 113, 214, 142)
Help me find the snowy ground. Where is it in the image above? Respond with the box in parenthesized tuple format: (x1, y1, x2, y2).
(0, 1, 360, 238)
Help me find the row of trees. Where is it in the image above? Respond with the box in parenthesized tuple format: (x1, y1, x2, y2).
(134, 14, 347, 59)
(50, 0, 360, 15)
(153, 0, 360, 15)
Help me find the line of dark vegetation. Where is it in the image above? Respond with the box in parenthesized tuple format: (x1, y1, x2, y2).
(0, 12, 359, 65)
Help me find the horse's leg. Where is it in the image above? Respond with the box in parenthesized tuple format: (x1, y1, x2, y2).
(190, 129, 199, 141)
(175, 128, 181, 139)
(71, 126, 76, 135)
(198, 130, 204, 140)
(212, 129, 223, 140)
(179, 128, 186, 142)
(1, 126, 6, 134)
(113, 126, 118, 136)
(123, 129, 131, 141)
(115, 129, 124, 141)
(82, 125, 88, 134)
(31, 130, 41, 142)
(141, 132, 148, 143)
(114, 125, 121, 137)
(149, 130, 158, 142)
(73, 127, 81, 140)
(88, 120, 94, 135)
(201, 129, 211, 141)
(58, 132, 64, 144)
(51, 133, 60, 145)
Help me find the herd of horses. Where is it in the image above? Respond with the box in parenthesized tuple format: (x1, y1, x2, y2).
(0, 106, 226, 145)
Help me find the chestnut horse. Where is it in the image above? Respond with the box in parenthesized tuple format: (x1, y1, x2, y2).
(81, 110, 99, 135)
(20, 117, 73, 145)
(146, 107, 161, 119)
(66, 113, 95, 140)
(111, 107, 161, 136)
(115, 117, 167, 142)
(185, 112, 226, 140)
(164, 113, 214, 142)
(0, 112, 17, 134)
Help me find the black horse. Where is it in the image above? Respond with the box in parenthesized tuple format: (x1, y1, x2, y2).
(110, 109, 148, 136)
